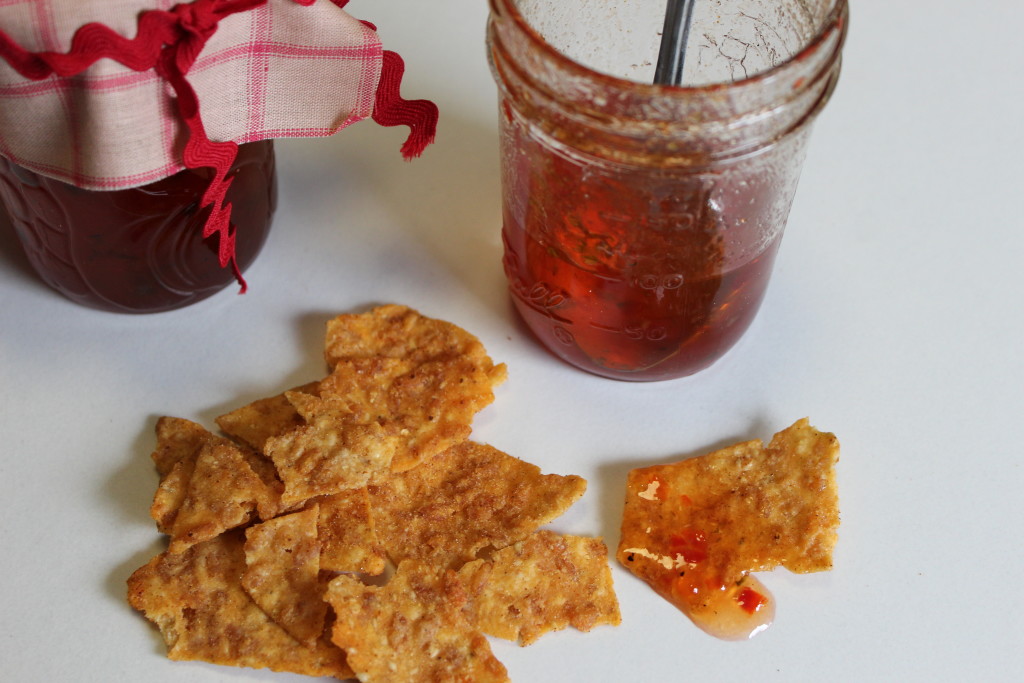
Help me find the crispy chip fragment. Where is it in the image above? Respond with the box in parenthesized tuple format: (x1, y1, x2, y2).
(242, 505, 327, 645)
(215, 381, 320, 452)
(457, 530, 621, 645)
(149, 417, 214, 531)
(324, 304, 493, 367)
(166, 441, 273, 554)
(151, 416, 210, 477)
(264, 396, 398, 507)
(325, 560, 510, 683)
(314, 355, 507, 473)
(369, 441, 587, 570)
(127, 531, 352, 679)
(150, 418, 281, 534)
(617, 419, 839, 638)
(318, 488, 387, 575)
(618, 418, 839, 585)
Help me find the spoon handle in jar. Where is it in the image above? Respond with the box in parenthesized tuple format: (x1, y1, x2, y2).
(654, 0, 697, 85)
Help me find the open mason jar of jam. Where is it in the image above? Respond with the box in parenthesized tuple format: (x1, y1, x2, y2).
(0, 141, 275, 314)
(488, 0, 847, 380)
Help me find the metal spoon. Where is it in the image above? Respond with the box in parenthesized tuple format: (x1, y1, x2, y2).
(654, 0, 697, 85)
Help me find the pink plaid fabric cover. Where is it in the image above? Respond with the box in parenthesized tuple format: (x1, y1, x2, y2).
(0, 0, 390, 190)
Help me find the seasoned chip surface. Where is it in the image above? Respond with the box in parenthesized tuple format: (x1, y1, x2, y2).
(618, 418, 839, 585)
(324, 304, 493, 367)
(150, 416, 211, 476)
(617, 419, 839, 638)
(149, 417, 219, 531)
(318, 488, 388, 575)
(127, 531, 352, 679)
(457, 530, 621, 645)
(369, 441, 587, 570)
(242, 505, 327, 645)
(264, 398, 398, 507)
(325, 560, 510, 683)
(215, 382, 319, 452)
(166, 440, 271, 554)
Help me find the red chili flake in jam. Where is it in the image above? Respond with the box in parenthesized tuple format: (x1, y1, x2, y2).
(668, 528, 708, 565)
(736, 586, 768, 615)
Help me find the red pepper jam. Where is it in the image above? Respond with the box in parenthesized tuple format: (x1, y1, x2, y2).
(500, 123, 782, 381)
(656, 535, 775, 641)
(0, 140, 276, 313)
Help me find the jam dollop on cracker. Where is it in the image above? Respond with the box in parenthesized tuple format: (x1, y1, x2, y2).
(617, 419, 840, 640)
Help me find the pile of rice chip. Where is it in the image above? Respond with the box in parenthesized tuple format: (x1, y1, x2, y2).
(127, 305, 621, 681)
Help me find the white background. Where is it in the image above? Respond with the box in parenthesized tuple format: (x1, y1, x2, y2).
(2, 1, 1023, 682)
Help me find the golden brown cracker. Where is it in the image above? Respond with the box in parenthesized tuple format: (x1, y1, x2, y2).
(151, 416, 210, 476)
(127, 531, 352, 679)
(242, 505, 327, 645)
(369, 441, 587, 570)
(457, 530, 621, 645)
(215, 381, 320, 452)
(264, 396, 398, 507)
(166, 440, 271, 554)
(315, 355, 507, 472)
(324, 304, 493, 367)
(325, 560, 510, 683)
(318, 488, 387, 575)
(618, 418, 840, 591)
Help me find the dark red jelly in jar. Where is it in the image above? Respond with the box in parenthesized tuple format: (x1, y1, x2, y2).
(0, 140, 276, 313)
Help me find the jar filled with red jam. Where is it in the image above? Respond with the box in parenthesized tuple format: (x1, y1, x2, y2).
(487, 0, 847, 380)
(0, 140, 275, 314)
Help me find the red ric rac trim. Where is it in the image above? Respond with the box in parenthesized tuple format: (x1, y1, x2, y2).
(373, 50, 439, 159)
(0, 0, 267, 291)
(0, 0, 439, 291)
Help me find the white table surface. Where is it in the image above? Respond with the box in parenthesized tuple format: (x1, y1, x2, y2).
(3, 1, 1023, 682)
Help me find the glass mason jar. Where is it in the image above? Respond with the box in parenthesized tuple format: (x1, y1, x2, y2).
(488, 0, 847, 380)
(0, 140, 276, 314)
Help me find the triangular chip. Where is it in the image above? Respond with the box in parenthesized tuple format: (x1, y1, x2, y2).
(150, 416, 210, 477)
(617, 419, 839, 638)
(149, 417, 215, 532)
(318, 488, 387, 575)
(457, 530, 621, 645)
(324, 304, 495, 367)
(127, 530, 352, 679)
(149, 418, 282, 532)
(242, 505, 327, 645)
(325, 560, 509, 683)
(215, 381, 319, 452)
(369, 441, 587, 570)
(264, 395, 398, 507)
(166, 441, 269, 554)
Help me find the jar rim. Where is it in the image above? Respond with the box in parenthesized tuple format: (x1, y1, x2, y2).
(488, 0, 848, 96)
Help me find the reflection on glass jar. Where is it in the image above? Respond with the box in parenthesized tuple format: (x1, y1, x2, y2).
(0, 140, 276, 314)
